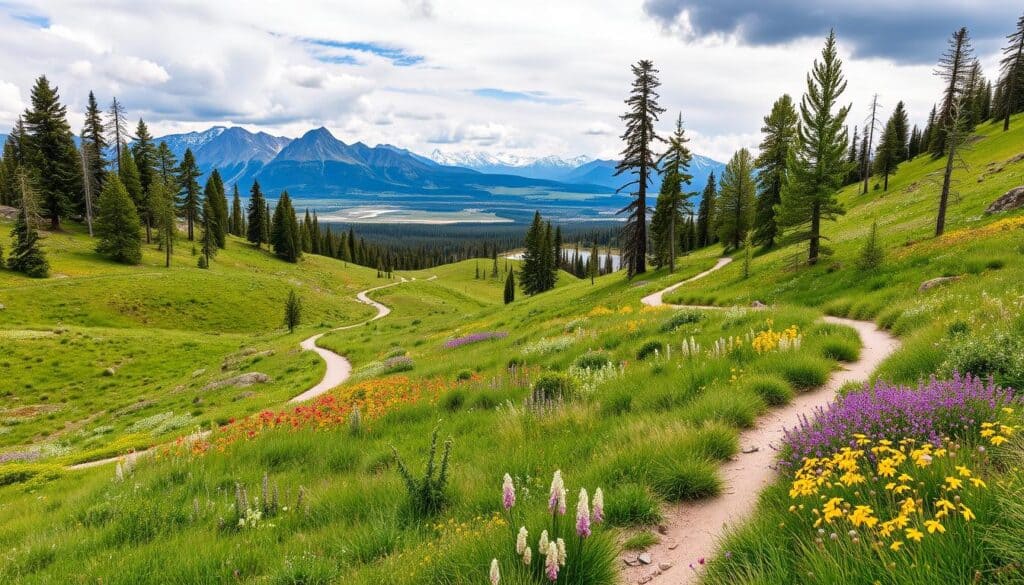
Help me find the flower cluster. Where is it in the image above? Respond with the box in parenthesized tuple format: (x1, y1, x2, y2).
(443, 331, 509, 349)
(782, 373, 1020, 467)
(587, 306, 613, 317)
(751, 323, 800, 353)
(493, 470, 605, 583)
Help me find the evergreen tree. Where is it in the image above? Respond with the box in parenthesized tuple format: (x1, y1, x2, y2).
(132, 119, 156, 241)
(80, 91, 107, 203)
(155, 141, 178, 185)
(23, 76, 81, 229)
(908, 125, 922, 159)
(119, 148, 144, 215)
(553, 225, 563, 269)
(695, 172, 717, 248)
(742, 230, 753, 279)
(176, 149, 202, 240)
(229, 185, 243, 236)
(270, 191, 302, 262)
(930, 28, 974, 157)
(246, 181, 267, 248)
(856, 221, 885, 272)
(1, 122, 25, 206)
(614, 60, 665, 277)
(860, 94, 880, 194)
(263, 202, 272, 246)
(933, 28, 975, 235)
(311, 212, 321, 254)
(198, 196, 217, 268)
(8, 173, 49, 277)
(152, 179, 176, 268)
(542, 221, 556, 289)
(776, 31, 850, 265)
(588, 242, 599, 284)
(873, 117, 902, 190)
(845, 125, 860, 184)
(284, 289, 302, 333)
(204, 170, 228, 248)
(503, 268, 515, 304)
(889, 101, 910, 162)
(716, 148, 756, 251)
(920, 105, 937, 152)
(94, 174, 142, 264)
(753, 94, 798, 247)
(998, 14, 1024, 131)
(107, 97, 128, 172)
(520, 211, 547, 295)
(651, 113, 694, 271)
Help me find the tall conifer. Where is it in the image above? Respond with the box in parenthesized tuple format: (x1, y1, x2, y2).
(753, 94, 798, 248)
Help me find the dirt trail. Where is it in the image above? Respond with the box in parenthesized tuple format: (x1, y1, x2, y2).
(626, 259, 900, 585)
(68, 277, 433, 471)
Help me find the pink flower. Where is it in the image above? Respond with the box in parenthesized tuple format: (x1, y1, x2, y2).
(576, 488, 591, 537)
(545, 541, 559, 581)
(592, 487, 604, 524)
(489, 559, 500, 585)
(549, 470, 565, 514)
(502, 473, 516, 510)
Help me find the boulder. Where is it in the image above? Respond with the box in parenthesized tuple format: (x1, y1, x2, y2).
(985, 186, 1024, 214)
(203, 372, 270, 391)
(751, 300, 767, 308)
(919, 276, 964, 292)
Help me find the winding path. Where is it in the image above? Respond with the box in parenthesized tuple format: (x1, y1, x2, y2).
(69, 277, 428, 470)
(627, 258, 900, 585)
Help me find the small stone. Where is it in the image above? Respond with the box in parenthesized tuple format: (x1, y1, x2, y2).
(667, 543, 679, 550)
(638, 576, 653, 584)
(657, 524, 668, 535)
(638, 553, 652, 565)
(918, 276, 964, 292)
(751, 300, 767, 308)
(191, 368, 206, 378)
(742, 446, 760, 454)
(103, 367, 116, 376)
(658, 562, 673, 571)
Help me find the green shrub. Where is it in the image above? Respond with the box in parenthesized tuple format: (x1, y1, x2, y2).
(681, 389, 765, 428)
(532, 372, 576, 400)
(602, 483, 662, 526)
(760, 353, 831, 389)
(600, 387, 633, 417)
(650, 457, 721, 501)
(455, 369, 473, 381)
(623, 531, 660, 550)
(636, 339, 664, 360)
(818, 337, 861, 362)
(575, 351, 612, 370)
(943, 329, 1024, 389)
(392, 429, 453, 519)
(660, 310, 705, 332)
(440, 389, 467, 412)
(742, 374, 794, 406)
(0, 463, 63, 487)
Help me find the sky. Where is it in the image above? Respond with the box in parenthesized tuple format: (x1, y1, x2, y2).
(0, 0, 1018, 162)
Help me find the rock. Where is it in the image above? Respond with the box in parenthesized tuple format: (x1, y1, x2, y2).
(919, 276, 964, 292)
(102, 367, 116, 377)
(0, 205, 17, 220)
(232, 391, 256, 402)
(638, 553, 652, 565)
(742, 446, 760, 454)
(203, 372, 270, 391)
(191, 368, 206, 378)
(657, 524, 668, 535)
(985, 186, 1024, 214)
(751, 300, 767, 308)
(658, 562, 673, 571)
(667, 543, 679, 550)
(638, 576, 654, 584)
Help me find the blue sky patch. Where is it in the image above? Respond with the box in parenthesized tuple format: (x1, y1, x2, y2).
(303, 38, 424, 67)
(473, 88, 572, 105)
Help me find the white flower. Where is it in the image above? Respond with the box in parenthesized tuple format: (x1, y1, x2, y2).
(557, 538, 567, 566)
(539, 529, 550, 554)
(523, 546, 532, 565)
(489, 559, 500, 585)
(516, 526, 528, 555)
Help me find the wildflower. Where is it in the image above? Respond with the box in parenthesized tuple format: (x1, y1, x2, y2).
(905, 528, 924, 542)
(970, 478, 987, 489)
(539, 530, 549, 554)
(549, 470, 564, 513)
(576, 488, 591, 537)
(960, 505, 976, 521)
(924, 520, 946, 534)
(557, 538, 566, 565)
(545, 541, 559, 581)
(489, 559, 500, 585)
(944, 477, 963, 490)
(516, 527, 528, 555)
(523, 546, 532, 565)
(890, 541, 904, 552)
(990, 435, 1008, 446)
(592, 487, 604, 524)
(502, 474, 516, 510)
(955, 465, 972, 478)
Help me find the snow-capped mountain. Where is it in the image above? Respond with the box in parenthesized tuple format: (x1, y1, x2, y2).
(429, 150, 592, 181)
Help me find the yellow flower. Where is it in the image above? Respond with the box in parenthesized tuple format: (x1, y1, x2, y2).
(944, 476, 963, 490)
(905, 528, 924, 542)
(898, 473, 913, 483)
(990, 435, 1008, 446)
(849, 505, 878, 528)
(1002, 407, 1015, 415)
(890, 541, 904, 552)
(924, 520, 946, 534)
(960, 505, 975, 522)
(955, 466, 972, 478)
(892, 514, 910, 529)
(970, 478, 987, 489)
(980, 429, 996, 438)
(935, 499, 956, 514)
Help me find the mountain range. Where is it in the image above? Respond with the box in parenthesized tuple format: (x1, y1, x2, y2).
(142, 125, 726, 222)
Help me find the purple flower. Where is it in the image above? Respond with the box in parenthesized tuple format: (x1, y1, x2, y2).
(576, 488, 591, 537)
(592, 487, 604, 524)
(443, 331, 508, 349)
(545, 541, 560, 580)
(502, 473, 516, 510)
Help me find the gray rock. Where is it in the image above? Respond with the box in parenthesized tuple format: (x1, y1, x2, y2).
(985, 186, 1024, 214)
(658, 561, 673, 571)
(102, 367, 116, 376)
(203, 372, 270, 391)
(919, 276, 964, 292)
(638, 553, 652, 565)
(751, 300, 767, 308)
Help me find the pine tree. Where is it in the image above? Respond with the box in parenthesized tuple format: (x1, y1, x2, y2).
(845, 125, 860, 184)
(553, 225, 563, 269)
(152, 179, 176, 268)
(94, 174, 142, 264)
(132, 119, 156, 242)
(155, 141, 178, 185)
(615, 60, 665, 277)
(542, 221, 556, 289)
(753, 94, 798, 248)
(270, 191, 302, 262)
(8, 173, 49, 277)
(81, 91, 107, 204)
(742, 230, 753, 279)
(198, 196, 217, 268)
(503, 269, 515, 304)
(1, 122, 25, 206)
(263, 202, 272, 246)
(889, 101, 910, 162)
(588, 242, 599, 284)
(856, 221, 885, 272)
(284, 289, 302, 333)
(908, 125, 921, 159)
(204, 170, 228, 248)
(998, 14, 1024, 131)
(23, 76, 81, 229)
(861, 94, 881, 194)
(921, 105, 937, 152)
(695, 173, 717, 248)
(776, 31, 850, 266)
(716, 148, 756, 251)
(107, 97, 128, 172)
(933, 28, 975, 235)
(873, 117, 901, 191)
(230, 185, 244, 236)
(520, 211, 547, 295)
(119, 148, 144, 215)
(246, 181, 267, 248)
(311, 212, 321, 254)
(177, 149, 202, 240)
(651, 113, 694, 272)
(930, 28, 974, 158)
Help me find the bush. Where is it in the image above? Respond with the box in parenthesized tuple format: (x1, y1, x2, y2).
(743, 374, 794, 406)
(392, 429, 453, 519)
(761, 353, 831, 389)
(575, 351, 612, 370)
(682, 389, 765, 428)
(532, 372, 576, 400)
(650, 457, 721, 501)
(943, 329, 1024, 389)
(636, 339, 664, 361)
(0, 463, 63, 487)
(855, 221, 884, 271)
(599, 387, 633, 417)
(660, 310, 705, 332)
(602, 483, 662, 526)
(818, 337, 860, 362)
(440, 389, 467, 412)
(455, 369, 473, 381)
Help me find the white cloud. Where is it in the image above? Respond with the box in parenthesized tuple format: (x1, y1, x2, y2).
(0, 80, 24, 126)
(105, 56, 170, 85)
